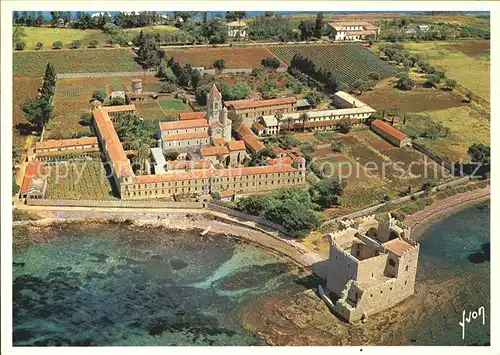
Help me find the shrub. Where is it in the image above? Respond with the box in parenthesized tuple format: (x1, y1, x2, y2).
(261, 57, 281, 69)
(15, 42, 26, 50)
(53, 41, 63, 49)
(35, 42, 43, 50)
(71, 40, 82, 49)
(88, 39, 99, 48)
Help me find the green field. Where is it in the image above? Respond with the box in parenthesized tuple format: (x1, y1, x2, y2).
(404, 40, 490, 103)
(158, 99, 185, 110)
(399, 106, 490, 162)
(270, 44, 395, 87)
(13, 48, 141, 76)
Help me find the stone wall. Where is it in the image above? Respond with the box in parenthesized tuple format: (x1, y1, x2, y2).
(206, 202, 288, 234)
(26, 198, 203, 209)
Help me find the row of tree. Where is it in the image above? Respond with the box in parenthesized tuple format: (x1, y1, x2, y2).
(290, 54, 339, 93)
(21, 63, 56, 133)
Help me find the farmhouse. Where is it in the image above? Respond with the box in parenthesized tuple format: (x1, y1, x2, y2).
(225, 96, 297, 126)
(226, 20, 248, 39)
(325, 214, 419, 322)
(328, 21, 379, 41)
(371, 119, 411, 147)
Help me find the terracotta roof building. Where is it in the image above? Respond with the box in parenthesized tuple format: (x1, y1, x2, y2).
(179, 112, 206, 120)
(20, 161, 46, 199)
(371, 119, 411, 147)
(34, 137, 99, 153)
(328, 21, 379, 41)
(235, 125, 265, 153)
(225, 96, 297, 126)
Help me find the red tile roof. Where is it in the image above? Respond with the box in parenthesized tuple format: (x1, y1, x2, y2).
(382, 238, 414, 256)
(35, 137, 98, 150)
(268, 157, 293, 165)
(236, 125, 265, 153)
(217, 189, 235, 198)
(226, 140, 246, 151)
(371, 119, 407, 141)
(101, 105, 136, 113)
(20, 161, 44, 195)
(35, 148, 100, 158)
(132, 162, 300, 184)
(162, 131, 209, 141)
(200, 145, 229, 156)
(208, 84, 222, 100)
(252, 122, 265, 131)
(285, 119, 362, 130)
(167, 160, 212, 170)
(213, 137, 226, 146)
(225, 96, 297, 110)
(93, 108, 134, 177)
(179, 112, 206, 120)
(160, 119, 208, 131)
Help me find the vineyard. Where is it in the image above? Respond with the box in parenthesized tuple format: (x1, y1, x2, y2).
(13, 48, 142, 76)
(45, 162, 116, 200)
(270, 44, 395, 87)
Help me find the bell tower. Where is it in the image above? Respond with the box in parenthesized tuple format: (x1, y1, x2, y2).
(206, 83, 222, 125)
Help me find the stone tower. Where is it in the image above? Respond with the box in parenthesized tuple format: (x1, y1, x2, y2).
(206, 84, 232, 142)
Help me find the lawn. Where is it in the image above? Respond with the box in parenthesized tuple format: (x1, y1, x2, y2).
(404, 40, 490, 103)
(135, 101, 166, 120)
(13, 48, 142, 76)
(398, 105, 490, 162)
(45, 161, 117, 200)
(158, 99, 185, 110)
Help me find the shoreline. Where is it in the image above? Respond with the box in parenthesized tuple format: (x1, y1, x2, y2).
(403, 188, 490, 238)
(13, 212, 319, 271)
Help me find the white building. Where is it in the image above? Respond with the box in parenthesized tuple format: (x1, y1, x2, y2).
(227, 21, 248, 39)
(328, 21, 379, 41)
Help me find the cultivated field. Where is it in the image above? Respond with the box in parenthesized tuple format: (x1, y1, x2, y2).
(13, 77, 42, 147)
(46, 76, 185, 139)
(13, 48, 141, 76)
(163, 47, 285, 69)
(404, 40, 490, 103)
(44, 162, 117, 200)
(270, 44, 395, 87)
(398, 106, 490, 162)
(360, 77, 464, 113)
(13, 25, 180, 50)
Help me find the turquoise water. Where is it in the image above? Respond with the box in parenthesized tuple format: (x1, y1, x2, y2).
(13, 224, 297, 346)
(409, 201, 490, 346)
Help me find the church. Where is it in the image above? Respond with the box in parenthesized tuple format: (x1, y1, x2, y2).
(158, 84, 233, 155)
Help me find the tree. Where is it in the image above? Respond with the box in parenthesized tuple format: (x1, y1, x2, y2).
(53, 41, 63, 49)
(338, 118, 353, 134)
(309, 178, 343, 208)
(368, 72, 381, 81)
(264, 200, 318, 237)
(304, 90, 323, 108)
(465, 90, 473, 103)
(236, 195, 272, 216)
(444, 78, 457, 91)
(353, 79, 368, 94)
(396, 73, 415, 91)
(468, 143, 490, 165)
(424, 73, 441, 88)
(331, 140, 342, 152)
(92, 90, 107, 102)
(161, 82, 176, 93)
(165, 151, 180, 161)
(337, 82, 349, 92)
(157, 62, 177, 83)
(35, 42, 43, 50)
(261, 57, 281, 69)
(105, 97, 125, 106)
(314, 12, 324, 39)
(71, 40, 81, 49)
(88, 39, 99, 48)
(421, 179, 437, 194)
(264, 11, 275, 18)
(21, 98, 52, 132)
(299, 112, 309, 132)
(225, 11, 246, 22)
(213, 59, 226, 70)
(80, 112, 93, 126)
(190, 69, 202, 89)
(13, 181, 20, 197)
(299, 20, 315, 41)
(15, 42, 26, 50)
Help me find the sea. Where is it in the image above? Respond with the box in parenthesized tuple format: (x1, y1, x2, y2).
(12, 201, 490, 346)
